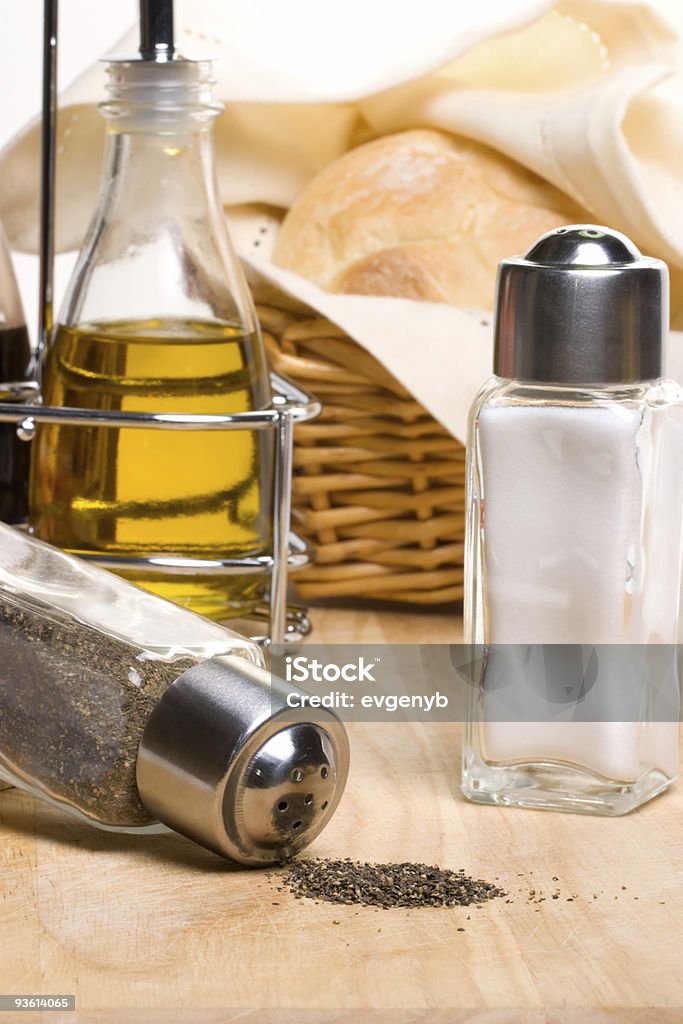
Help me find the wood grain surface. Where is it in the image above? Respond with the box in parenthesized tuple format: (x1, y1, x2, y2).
(1, 607, 682, 1023)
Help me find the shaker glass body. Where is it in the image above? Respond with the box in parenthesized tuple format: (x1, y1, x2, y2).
(29, 59, 273, 619)
(463, 377, 683, 815)
(0, 521, 263, 830)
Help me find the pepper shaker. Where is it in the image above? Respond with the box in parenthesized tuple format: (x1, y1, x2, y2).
(0, 523, 348, 861)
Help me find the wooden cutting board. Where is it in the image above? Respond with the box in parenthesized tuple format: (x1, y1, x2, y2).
(1, 607, 681, 1023)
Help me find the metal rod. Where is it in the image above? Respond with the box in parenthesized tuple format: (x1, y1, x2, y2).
(139, 0, 175, 60)
(0, 383, 40, 402)
(81, 545, 310, 576)
(0, 403, 315, 430)
(36, 0, 59, 385)
(270, 409, 295, 646)
(0, 373, 320, 431)
(270, 371, 320, 410)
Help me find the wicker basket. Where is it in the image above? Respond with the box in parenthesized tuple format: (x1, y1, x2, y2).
(256, 296, 465, 605)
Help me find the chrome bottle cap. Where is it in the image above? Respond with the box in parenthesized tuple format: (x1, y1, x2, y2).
(136, 657, 349, 865)
(494, 225, 668, 384)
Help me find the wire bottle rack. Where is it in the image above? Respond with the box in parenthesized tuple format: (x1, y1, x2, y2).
(0, 371, 320, 646)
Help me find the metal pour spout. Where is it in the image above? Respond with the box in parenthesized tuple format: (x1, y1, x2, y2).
(139, 0, 176, 62)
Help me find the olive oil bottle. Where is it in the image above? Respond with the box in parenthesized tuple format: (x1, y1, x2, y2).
(29, 55, 273, 619)
(32, 318, 271, 617)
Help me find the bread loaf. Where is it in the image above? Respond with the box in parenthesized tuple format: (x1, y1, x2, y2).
(273, 129, 587, 309)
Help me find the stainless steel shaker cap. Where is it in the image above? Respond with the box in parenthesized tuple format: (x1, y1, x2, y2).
(136, 656, 349, 865)
(494, 225, 668, 384)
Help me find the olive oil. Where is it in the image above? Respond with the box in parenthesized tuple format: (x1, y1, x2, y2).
(0, 323, 31, 523)
(29, 318, 272, 618)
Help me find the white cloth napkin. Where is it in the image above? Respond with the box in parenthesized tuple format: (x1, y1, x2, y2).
(1, 0, 683, 441)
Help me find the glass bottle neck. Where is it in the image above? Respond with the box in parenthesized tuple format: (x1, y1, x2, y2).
(58, 57, 256, 333)
(99, 57, 221, 134)
(99, 123, 220, 215)
(91, 57, 225, 233)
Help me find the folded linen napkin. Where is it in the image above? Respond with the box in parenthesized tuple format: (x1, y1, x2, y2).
(1, 0, 682, 441)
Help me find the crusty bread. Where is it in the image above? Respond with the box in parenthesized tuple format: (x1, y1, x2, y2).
(273, 129, 586, 309)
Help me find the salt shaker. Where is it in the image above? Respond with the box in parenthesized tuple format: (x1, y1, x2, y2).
(0, 523, 348, 861)
(462, 225, 683, 815)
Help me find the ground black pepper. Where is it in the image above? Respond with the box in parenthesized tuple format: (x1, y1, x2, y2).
(269, 864, 649, 916)
(0, 596, 198, 826)
(278, 857, 506, 909)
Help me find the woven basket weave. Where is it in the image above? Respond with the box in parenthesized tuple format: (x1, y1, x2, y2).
(256, 296, 465, 604)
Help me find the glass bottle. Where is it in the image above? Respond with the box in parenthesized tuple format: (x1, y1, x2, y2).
(0, 522, 348, 863)
(463, 226, 683, 816)
(29, 56, 273, 620)
(0, 217, 31, 523)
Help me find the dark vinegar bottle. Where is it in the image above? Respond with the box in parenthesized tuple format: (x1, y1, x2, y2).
(0, 219, 31, 523)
